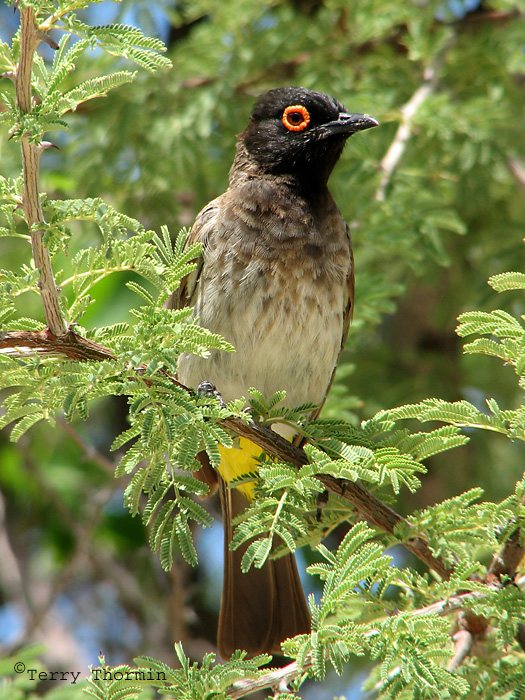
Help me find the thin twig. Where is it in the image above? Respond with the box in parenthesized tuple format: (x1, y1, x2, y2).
(16, 7, 66, 335)
(0, 490, 34, 618)
(229, 586, 499, 698)
(57, 417, 119, 476)
(507, 157, 525, 195)
(447, 629, 473, 671)
(228, 658, 309, 699)
(375, 39, 454, 201)
(13, 477, 120, 650)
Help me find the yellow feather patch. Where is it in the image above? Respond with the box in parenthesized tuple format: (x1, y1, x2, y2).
(217, 437, 265, 501)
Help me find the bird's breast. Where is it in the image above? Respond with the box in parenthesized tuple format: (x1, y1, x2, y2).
(178, 215, 350, 413)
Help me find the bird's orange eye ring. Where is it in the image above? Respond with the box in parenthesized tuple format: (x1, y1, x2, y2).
(282, 105, 310, 132)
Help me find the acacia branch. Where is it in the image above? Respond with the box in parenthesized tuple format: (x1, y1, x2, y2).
(227, 658, 310, 699)
(16, 7, 66, 336)
(0, 325, 453, 580)
(228, 586, 499, 698)
(222, 415, 453, 579)
(0, 329, 115, 361)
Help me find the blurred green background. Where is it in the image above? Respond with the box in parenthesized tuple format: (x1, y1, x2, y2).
(0, 0, 524, 697)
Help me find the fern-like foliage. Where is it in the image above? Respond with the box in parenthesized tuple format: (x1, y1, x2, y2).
(0, 2, 171, 144)
(398, 486, 516, 568)
(283, 522, 470, 695)
(0, 646, 84, 699)
(378, 397, 502, 430)
(86, 655, 157, 700)
(132, 645, 270, 700)
(488, 271, 525, 293)
(0, 224, 237, 565)
(2, 3, 525, 698)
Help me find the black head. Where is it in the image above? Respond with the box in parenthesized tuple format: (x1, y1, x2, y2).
(240, 87, 378, 187)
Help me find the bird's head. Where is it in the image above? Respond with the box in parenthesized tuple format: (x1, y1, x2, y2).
(239, 87, 378, 188)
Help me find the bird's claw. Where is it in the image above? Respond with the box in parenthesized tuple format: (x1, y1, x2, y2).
(197, 380, 227, 408)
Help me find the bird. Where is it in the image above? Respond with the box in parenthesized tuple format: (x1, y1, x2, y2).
(170, 86, 378, 659)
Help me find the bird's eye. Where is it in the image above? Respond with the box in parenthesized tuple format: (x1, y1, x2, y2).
(282, 105, 310, 132)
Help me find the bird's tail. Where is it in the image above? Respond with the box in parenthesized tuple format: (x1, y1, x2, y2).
(217, 478, 311, 659)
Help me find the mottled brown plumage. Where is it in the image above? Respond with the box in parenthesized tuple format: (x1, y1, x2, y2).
(170, 87, 378, 658)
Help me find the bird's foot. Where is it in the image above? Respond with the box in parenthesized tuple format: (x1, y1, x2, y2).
(197, 380, 227, 408)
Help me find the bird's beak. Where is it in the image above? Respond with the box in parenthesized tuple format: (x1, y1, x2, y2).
(320, 113, 379, 137)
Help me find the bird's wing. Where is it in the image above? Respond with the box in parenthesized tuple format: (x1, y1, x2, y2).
(166, 196, 223, 311)
(300, 223, 354, 427)
(166, 196, 225, 494)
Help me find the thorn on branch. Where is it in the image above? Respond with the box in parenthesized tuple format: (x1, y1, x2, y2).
(273, 677, 292, 697)
(37, 31, 59, 50)
(39, 141, 60, 152)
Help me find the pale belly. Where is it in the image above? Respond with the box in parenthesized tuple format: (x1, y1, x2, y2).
(177, 269, 343, 419)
